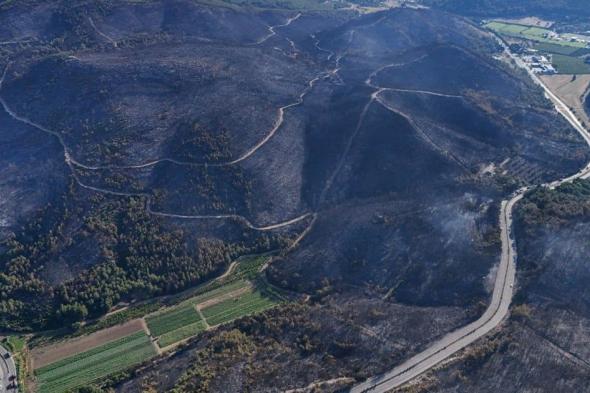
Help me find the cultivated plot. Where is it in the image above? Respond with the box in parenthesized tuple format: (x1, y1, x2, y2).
(145, 303, 203, 337)
(201, 290, 277, 326)
(35, 331, 156, 393)
(486, 21, 586, 48)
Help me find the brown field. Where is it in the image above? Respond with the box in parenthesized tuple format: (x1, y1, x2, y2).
(495, 16, 553, 28)
(31, 319, 146, 369)
(542, 74, 590, 126)
(196, 285, 253, 309)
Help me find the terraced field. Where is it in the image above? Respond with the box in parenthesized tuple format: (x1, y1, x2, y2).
(201, 290, 277, 326)
(35, 332, 156, 393)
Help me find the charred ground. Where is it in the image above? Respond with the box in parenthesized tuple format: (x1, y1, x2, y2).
(1, 1, 589, 392)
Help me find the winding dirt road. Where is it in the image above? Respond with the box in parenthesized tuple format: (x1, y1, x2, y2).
(0, 18, 333, 231)
(350, 37, 590, 393)
(252, 13, 301, 45)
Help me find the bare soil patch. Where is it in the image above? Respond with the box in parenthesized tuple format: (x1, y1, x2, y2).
(542, 74, 590, 126)
(196, 285, 253, 309)
(31, 318, 145, 369)
(495, 16, 553, 28)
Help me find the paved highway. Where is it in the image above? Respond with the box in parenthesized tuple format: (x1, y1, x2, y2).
(350, 36, 590, 393)
(351, 192, 524, 393)
(0, 344, 17, 393)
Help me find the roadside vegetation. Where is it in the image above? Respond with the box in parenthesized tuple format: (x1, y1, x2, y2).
(517, 179, 590, 229)
(1, 336, 28, 392)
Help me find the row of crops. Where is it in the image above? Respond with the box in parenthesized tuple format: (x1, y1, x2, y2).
(35, 332, 157, 393)
(33, 255, 282, 393)
(146, 279, 278, 348)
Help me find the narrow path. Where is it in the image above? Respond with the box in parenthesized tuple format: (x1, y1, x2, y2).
(196, 285, 252, 309)
(140, 319, 162, 356)
(252, 13, 302, 45)
(195, 306, 210, 329)
(0, 63, 317, 231)
(88, 17, 117, 47)
(1, 58, 332, 172)
(283, 377, 356, 393)
(319, 53, 446, 206)
(350, 36, 590, 393)
(374, 93, 470, 172)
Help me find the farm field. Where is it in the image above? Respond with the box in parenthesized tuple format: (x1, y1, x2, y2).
(31, 318, 145, 369)
(145, 303, 203, 337)
(35, 331, 156, 393)
(158, 320, 208, 348)
(29, 254, 282, 390)
(183, 279, 252, 306)
(146, 280, 271, 348)
(201, 290, 277, 326)
(551, 54, 590, 74)
(533, 42, 582, 56)
(541, 74, 590, 128)
(485, 21, 587, 48)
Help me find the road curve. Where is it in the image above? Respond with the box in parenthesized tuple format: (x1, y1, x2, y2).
(350, 192, 523, 393)
(0, 64, 317, 232)
(0, 344, 17, 393)
(350, 36, 590, 393)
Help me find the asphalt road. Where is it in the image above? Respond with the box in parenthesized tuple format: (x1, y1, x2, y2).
(0, 345, 17, 393)
(350, 36, 590, 393)
(350, 192, 524, 393)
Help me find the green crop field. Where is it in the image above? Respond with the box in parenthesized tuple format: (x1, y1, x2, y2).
(146, 304, 203, 337)
(523, 26, 551, 38)
(157, 320, 208, 348)
(485, 21, 587, 48)
(533, 42, 581, 55)
(178, 279, 251, 308)
(551, 54, 590, 74)
(231, 256, 268, 280)
(35, 332, 156, 393)
(219, 0, 335, 11)
(201, 290, 277, 326)
(485, 21, 528, 35)
(1, 336, 25, 352)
